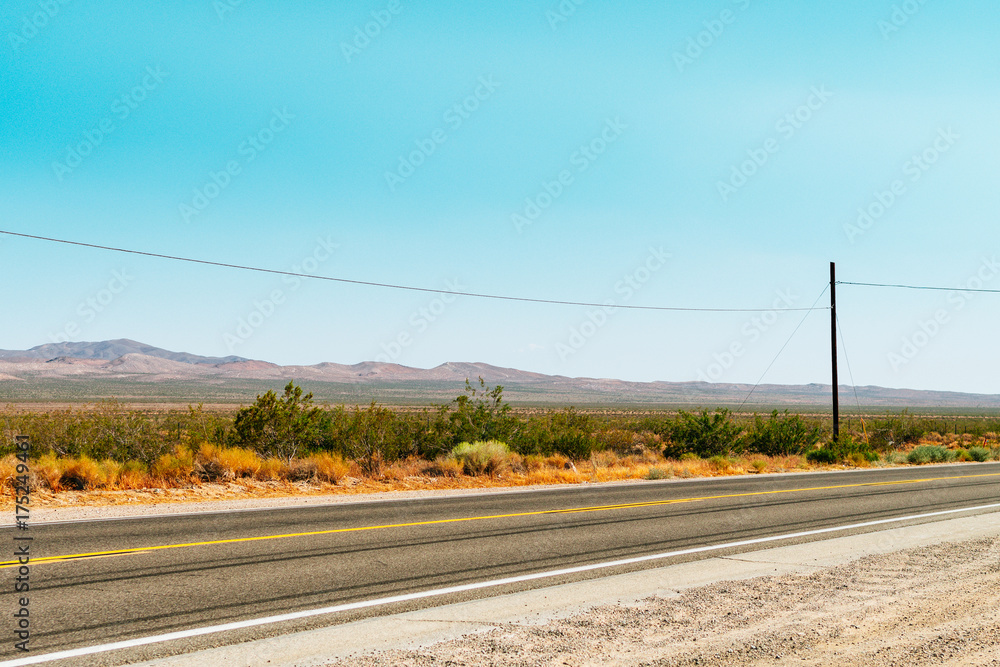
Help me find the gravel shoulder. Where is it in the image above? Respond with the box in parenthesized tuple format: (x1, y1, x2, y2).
(329, 521, 1000, 667)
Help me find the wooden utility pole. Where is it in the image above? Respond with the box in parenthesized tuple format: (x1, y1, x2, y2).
(830, 262, 839, 441)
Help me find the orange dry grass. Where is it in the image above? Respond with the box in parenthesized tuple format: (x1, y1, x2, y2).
(307, 452, 350, 483)
(0, 449, 865, 510)
(197, 443, 262, 479)
(256, 458, 290, 481)
(152, 446, 195, 485)
(0, 455, 19, 492)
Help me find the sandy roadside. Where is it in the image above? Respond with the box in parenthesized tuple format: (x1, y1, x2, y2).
(327, 530, 1000, 666)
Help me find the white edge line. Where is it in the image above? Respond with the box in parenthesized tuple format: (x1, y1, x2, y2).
(4, 502, 1000, 666)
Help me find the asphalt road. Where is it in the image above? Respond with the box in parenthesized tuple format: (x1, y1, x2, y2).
(3, 463, 1000, 665)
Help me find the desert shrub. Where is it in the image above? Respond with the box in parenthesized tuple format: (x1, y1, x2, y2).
(666, 409, 742, 458)
(742, 411, 822, 456)
(451, 440, 512, 476)
(806, 436, 876, 464)
(882, 451, 907, 465)
(751, 460, 767, 473)
(806, 447, 836, 464)
(232, 382, 322, 461)
(646, 467, 669, 480)
(448, 378, 520, 445)
(967, 446, 990, 462)
(341, 402, 401, 476)
(864, 410, 932, 451)
(907, 445, 956, 464)
(511, 408, 597, 459)
(594, 428, 637, 453)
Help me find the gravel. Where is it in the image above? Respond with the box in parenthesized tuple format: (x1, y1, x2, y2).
(327, 534, 1000, 666)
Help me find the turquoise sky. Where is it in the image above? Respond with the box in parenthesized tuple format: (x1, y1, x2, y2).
(1, 0, 998, 396)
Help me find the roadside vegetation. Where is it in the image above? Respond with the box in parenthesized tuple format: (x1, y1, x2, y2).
(2, 380, 998, 498)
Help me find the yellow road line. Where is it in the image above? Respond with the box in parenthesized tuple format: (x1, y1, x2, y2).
(4, 471, 998, 568)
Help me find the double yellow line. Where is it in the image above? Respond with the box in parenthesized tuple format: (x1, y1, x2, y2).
(4, 471, 998, 569)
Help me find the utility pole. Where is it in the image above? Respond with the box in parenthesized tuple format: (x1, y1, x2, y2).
(830, 262, 839, 441)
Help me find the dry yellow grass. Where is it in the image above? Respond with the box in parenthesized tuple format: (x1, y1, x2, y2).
(196, 443, 262, 479)
(308, 452, 350, 483)
(1, 444, 977, 511)
(0, 454, 19, 492)
(151, 446, 194, 485)
(255, 458, 289, 481)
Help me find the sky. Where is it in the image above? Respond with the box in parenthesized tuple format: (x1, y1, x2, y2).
(1, 0, 998, 396)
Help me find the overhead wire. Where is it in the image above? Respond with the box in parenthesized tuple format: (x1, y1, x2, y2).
(0, 229, 830, 313)
(735, 284, 830, 413)
(838, 280, 1000, 294)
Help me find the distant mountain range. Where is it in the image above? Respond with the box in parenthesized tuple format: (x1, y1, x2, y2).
(0, 339, 246, 365)
(1, 339, 999, 410)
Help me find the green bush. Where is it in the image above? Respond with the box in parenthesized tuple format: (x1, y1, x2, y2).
(906, 445, 956, 464)
(742, 410, 822, 456)
(449, 378, 520, 444)
(666, 409, 742, 458)
(232, 382, 322, 461)
(863, 410, 932, 451)
(341, 401, 401, 476)
(967, 446, 990, 462)
(806, 436, 877, 464)
(510, 408, 597, 459)
(645, 467, 669, 480)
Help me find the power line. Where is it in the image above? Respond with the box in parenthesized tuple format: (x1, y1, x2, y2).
(0, 229, 829, 313)
(736, 284, 829, 412)
(838, 280, 1000, 294)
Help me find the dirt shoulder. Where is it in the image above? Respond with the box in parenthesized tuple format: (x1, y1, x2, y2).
(329, 522, 1000, 667)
